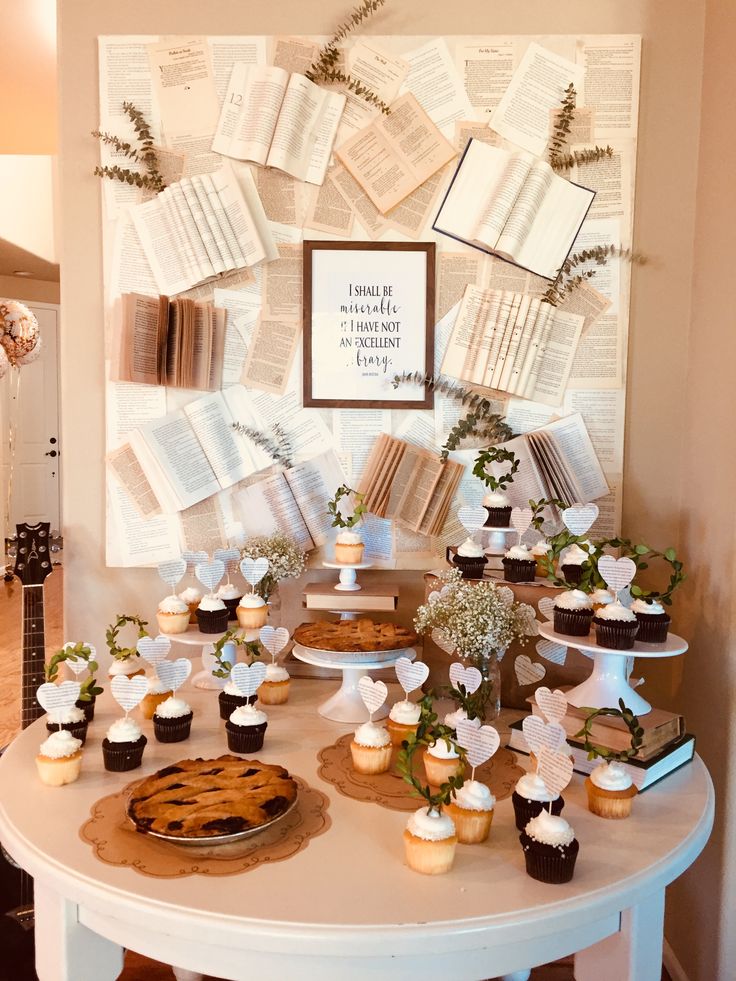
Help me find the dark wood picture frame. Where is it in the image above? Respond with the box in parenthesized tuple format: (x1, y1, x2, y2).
(303, 240, 435, 409)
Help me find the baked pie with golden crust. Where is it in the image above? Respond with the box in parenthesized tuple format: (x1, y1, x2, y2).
(127, 755, 297, 838)
(293, 617, 418, 653)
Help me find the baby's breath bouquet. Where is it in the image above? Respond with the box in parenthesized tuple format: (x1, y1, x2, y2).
(240, 533, 307, 600)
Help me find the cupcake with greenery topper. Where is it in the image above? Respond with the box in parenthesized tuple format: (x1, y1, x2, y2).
(472, 446, 519, 527)
(527, 497, 566, 577)
(44, 642, 103, 736)
(577, 699, 643, 819)
(327, 484, 367, 564)
(608, 539, 685, 643)
(105, 614, 149, 679)
(211, 629, 262, 719)
(397, 695, 464, 875)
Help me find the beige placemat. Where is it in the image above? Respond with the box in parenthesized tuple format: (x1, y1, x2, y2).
(317, 734, 523, 812)
(80, 774, 330, 878)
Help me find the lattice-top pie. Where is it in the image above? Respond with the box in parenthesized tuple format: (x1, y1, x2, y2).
(126, 755, 298, 838)
(293, 618, 418, 653)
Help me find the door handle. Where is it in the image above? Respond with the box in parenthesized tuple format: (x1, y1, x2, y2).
(44, 450, 58, 458)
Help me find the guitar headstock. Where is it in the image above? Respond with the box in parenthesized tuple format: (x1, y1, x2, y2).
(13, 522, 53, 587)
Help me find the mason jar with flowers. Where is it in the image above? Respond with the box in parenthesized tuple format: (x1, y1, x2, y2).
(240, 532, 307, 622)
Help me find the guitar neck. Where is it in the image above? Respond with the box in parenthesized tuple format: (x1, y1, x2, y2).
(21, 585, 46, 730)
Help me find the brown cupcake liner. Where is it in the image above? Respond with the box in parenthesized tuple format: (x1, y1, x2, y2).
(634, 613, 671, 643)
(195, 608, 230, 634)
(593, 618, 639, 650)
(512, 791, 565, 832)
(520, 832, 579, 883)
(218, 690, 257, 720)
(76, 697, 96, 722)
(553, 608, 593, 637)
(226, 720, 267, 753)
(47, 719, 88, 745)
(483, 505, 512, 527)
(560, 563, 584, 586)
(153, 712, 193, 743)
(102, 735, 147, 772)
(222, 596, 242, 621)
(451, 553, 488, 580)
(502, 558, 537, 583)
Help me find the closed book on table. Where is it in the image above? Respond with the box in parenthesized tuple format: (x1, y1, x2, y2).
(303, 583, 399, 612)
(508, 719, 696, 791)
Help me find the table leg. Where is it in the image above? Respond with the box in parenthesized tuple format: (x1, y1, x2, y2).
(34, 883, 124, 981)
(172, 969, 204, 981)
(574, 888, 665, 981)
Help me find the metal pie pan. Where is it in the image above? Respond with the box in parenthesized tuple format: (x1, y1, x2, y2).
(292, 642, 415, 662)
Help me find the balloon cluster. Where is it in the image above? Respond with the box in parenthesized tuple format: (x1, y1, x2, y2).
(0, 299, 42, 379)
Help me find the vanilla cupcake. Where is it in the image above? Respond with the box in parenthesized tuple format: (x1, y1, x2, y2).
(553, 588, 593, 637)
(350, 721, 392, 774)
(386, 699, 421, 747)
(217, 581, 243, 621)
(451, 537, 488, 580)
(589, 587, 615, 614)
(520, 809, 579, 883)
(156, 594, 191, 635)
(502, 543, 537, 583)
(512, 770, 565, 830)
(404, 806, 457, 874)
(108, 657, 145, 679)
(258, 663, 291, 705)
(631, 597, 671, 643)
(140, 675, 173, 720)
(236, 593, 268, 630)
(531, 539, 551, 578)
(196, 594, 229, 635)
(153, 696, 193, 742)
(446, 779, 495, 843)
(423, 737, 464, 786)
(334, 529, 365, 564)
(36, 730, 83, 786)
(102, 717, 147, 772)
(483, 489, 511, 528)
(179, 585, 203, 624)
(585, 761, 638, 819)
(593, 600, 639, 650)
(443, 707, 481, 734)
(560, 542, 590, 586)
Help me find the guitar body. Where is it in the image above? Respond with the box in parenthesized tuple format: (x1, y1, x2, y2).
(0, 522, 55, 978)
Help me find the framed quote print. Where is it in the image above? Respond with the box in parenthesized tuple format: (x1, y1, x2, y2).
(303, 241, 435, 408)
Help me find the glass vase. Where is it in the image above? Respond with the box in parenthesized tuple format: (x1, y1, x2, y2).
(472, 653, 501, 722)
(266, 583, 282, 624)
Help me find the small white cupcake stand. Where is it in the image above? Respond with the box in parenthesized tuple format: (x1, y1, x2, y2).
(321, 560, 373, 591)
(168, 625, 244, 691)
(483, 525, 516, 570)
(537, 623, 688, 715)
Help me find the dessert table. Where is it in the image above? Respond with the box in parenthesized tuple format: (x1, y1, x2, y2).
(0, 680, 713, 981)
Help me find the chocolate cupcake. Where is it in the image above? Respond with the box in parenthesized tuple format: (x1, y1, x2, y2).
(102, 717, 147, 772)
(502, 544, 537, 583)
(46, 711, 88, 746)
(225, 704, 268, 753)
(553, 589, 593, 637)
(217, 583, 243, 622)
(631, 598, 671, 643)
(520, 810, 579, 884)
(76, 696, 96, 722)
(153, 696, 193, 742)
(482, 492, 511, 527)
(512, 772, 565, 831)
(593, 601, 639, 650)
(218, 684, 257, 720)
(195, 595, 229, 634)
(449, 539, 488, 580)
(560, 542, 590, 587)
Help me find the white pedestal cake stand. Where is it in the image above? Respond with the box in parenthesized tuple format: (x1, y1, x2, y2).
(483, 525, 516, 557)
(322, 560, 373, 591)
(537, 624, 688, 716)
(168, 625, 240, 691)
(291, 643, 416, 722)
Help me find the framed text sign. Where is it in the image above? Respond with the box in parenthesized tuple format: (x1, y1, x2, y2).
(303, 241, 435, 408)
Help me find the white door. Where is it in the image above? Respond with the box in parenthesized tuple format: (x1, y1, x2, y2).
(0, 301, 61, 535)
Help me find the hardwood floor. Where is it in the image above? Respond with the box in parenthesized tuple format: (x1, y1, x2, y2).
(0, 565, 670, 981)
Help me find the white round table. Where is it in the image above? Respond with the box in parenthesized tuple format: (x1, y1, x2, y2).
(0, 681, 713, 981)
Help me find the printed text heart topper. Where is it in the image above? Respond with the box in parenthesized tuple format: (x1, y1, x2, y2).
(214, 547, 241, 583)
(182, 550, 208, 569)
(158, 558, 187, 594)
(358, 676, 387, 719)
(455, 718, 500, 779)
(62, 641, 96, 676)
(457, 505, 487, 535)
(534, 686, 568, 723)
(230, 661, 267, 699)
(240, 556, 269, 590)
(562, 503, 599, 537)
(598, 555, 637, 597)
(511, 506, 533, 541)
(522, 715, 567, 756)
(156, 657, 192, 694)
(137, 634, 171, 666)
(449, 661, 482, 694)
(111, 674, 148, 717)
(196, 559, 225, 594)
(36, 680, 81, 725)
(259, 625, 290, 662)
(395, 656, 429, 695)
(537, 745, 574, 800)
(431, 628, 455, 654)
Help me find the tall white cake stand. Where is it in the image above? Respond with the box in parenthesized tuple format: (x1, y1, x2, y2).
(168, 625, 239, 691)
(537, 623, 688, 715)
(291, 643, 416, 722)
(322, 560, 373, 591)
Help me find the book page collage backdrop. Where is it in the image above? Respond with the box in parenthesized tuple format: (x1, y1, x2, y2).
(100, 34, 640, 568)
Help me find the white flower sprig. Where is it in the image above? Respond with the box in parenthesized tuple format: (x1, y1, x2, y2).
(240, 533, 307, 600)
(415, 568, 535, 662)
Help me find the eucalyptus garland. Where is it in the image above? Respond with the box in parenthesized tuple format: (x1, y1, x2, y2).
(574, 699, 644, 762)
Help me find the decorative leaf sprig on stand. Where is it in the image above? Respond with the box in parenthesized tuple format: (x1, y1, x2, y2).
(326, 484, 367, 529)
(472, 446, 519, 492)
(529, 496, 569, 533)
(574, 699, 644, 762)
(92, 102, 166, 192)
(396, 694, 465, 815)
(603, 539, 686, 605)
(106, 614, 149, 662)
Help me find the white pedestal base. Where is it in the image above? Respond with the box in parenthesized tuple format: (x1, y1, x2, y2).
(565, 650, 652, 715)
(322, 561, 373, 592)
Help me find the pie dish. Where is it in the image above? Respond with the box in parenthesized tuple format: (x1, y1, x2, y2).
(293, 618, 418, 653)
(126, 755, 298, 842)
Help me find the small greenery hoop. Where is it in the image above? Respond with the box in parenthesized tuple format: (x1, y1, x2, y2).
(106, 614, 149, 661)
(574, 699, 644, 762)
(326, 484, 367, 529)
(605, 538, 686, 606)
(395, 694, 465, 814)
(210, 630, 261, 679)
(472, 447, 519, 492)
(45, 642, 104, 702)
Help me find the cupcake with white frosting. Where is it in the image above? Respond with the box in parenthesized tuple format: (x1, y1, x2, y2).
(482, 489, 512, 528)
(386, 699, 422, 747)
(531, 539, 552, 578)
(585, 761, 638, 819)
(403, 806, 457, 874)
(423, 737, 465, 786)
(226, 703, 268, 753)
(350, 720, 392, 774)
(217, 581, 243, 622)
(45, 704, 88, 745)
(593, 600, 639, 650)
(502, 543, 537, 583)
(140, 675, 173, 720)
(36, 730, 83, 786)
(446, 779, 495, 843)
(334, 529, 365, 565)
(179, 585, 203, 624)
(236, 593, 268, 630)
(258, 662, 291, 705)
(631, 597, 671, 643)
(196, 594, 229, 635)
(443, 707, 482, 734)
(511, 770, 565, 831)
(553, 588, 593, 637)
(108, 657, 145, 679)
(520, 809, 579, 883)
(450, 537, 488, 580)
(156, 594, 190, 635)
(560, 542, 590, 586)
(589, 587, 615, 614)
(102, 716, 147, 772)
(152, 696, 193, 743)
(218, 678, 257, 720)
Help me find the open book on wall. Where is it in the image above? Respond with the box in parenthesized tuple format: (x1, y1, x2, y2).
(111, 293, 226, 391)
(441, 285, 584, 407)
(212, 66, 346, 186)
(130, 163, 276, 297)
(433, 139, 595, 280)
(127, 386, 273, 513)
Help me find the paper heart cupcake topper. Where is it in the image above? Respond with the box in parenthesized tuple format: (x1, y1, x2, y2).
(536, 638, 567, 666)
(562, 503, 599, 537)
(431, 628, 455, 654)
(598, 555, 637, 597)
(358, 676, 387, 719)
(448, 661, 482, 694)
(214, 547, 241, 582)
(36, 681, 81, 724)
(111, 674, 148, 716)
(456, 718, 500, 778)
(259, 625, 290, 662)
(155, 657, 191, 694)
(534, 686, 568, 723)
(498, 586, 514, 607)
(537, 745, 574, 799)
(514, 654, 546, 686)
(395, 656, 429, 695)
(62, 642, 96, 676)
(510, 506, 533, 541)
(230, 661, 266, 698)
(137, 634, 171, 666)
(182, 550, 208, 569)
(158, 558, 187, 592)
(457, 505, 487, 534)
(240, 556, 269, 589)
(522, 715, 567, 756)
(195, 559, 225, 593)
(537, 595, 556, 621)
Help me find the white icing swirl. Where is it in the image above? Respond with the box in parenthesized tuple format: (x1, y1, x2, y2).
(47, 705, 85, 725)
(217, 583, 241, 600)
(158, 594, 189, 614)
(265, 663, 290, 682)
(631, 598, 666, 616)
(562, 543, 589, 566)
(106, 717, 143, 743)
(531, 540, 551, 557)
(179, 587, 202, 604)
(406, 806, 456, 841)
(453, 779, 495, 811)
(223, 680, 245, 696)
(198, 595, 226, 612)
(515, 771, 557, 803)
(483, 490, 509, 507)
(154, 696, 192, 719)
(457, 536, 485, 558)
(554, 589, 592, 611)
(239, 594, 266, 609)
(354, 721, 391, 747)
(229, 704, 268, 726)
(590, 760, 634, 791)
(38, 729, 82, 759)
(389, 699, 421, 725)
(108, 658, 142, 676)
(525, 809, 575, 846)
(589, 588, 614, 606)
(505, 544, 533, 560)
(336, 530, 363, 545)
(444, 707, 468, 729)
(147, 676, 170, 695)
(595, 600, 637, 622)
(427, 737, 459, 760)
